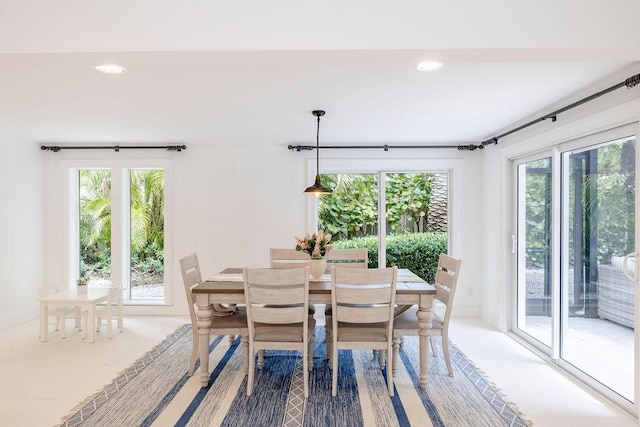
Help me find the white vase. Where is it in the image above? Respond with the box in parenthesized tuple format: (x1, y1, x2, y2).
(309, 258, 327, 280)
(77, 285, 88, 294)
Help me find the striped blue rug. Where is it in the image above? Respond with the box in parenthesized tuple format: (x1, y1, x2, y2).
(59, 325, 531, 427)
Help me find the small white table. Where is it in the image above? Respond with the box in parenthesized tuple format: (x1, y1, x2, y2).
(39, 288, 109, 343)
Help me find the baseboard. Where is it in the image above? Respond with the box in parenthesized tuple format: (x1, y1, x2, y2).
(0, 308, 39, 331)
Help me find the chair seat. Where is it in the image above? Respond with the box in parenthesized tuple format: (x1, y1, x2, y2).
(211, 307, 248, 328)
(393, 306, 443, 331)
(336, 322, 388, 342)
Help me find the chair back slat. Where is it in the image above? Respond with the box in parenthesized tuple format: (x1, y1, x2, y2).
(336, 306, 391, 323)
(251, 306, 304, 324)
(247, 284, 306, 305)
(326, 248, 368, 268)
(335, 286, 392, 305)
(433, 254, 462, 307)
(270, 248, 310, 269)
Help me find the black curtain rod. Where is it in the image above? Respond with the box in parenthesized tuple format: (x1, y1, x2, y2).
(288, 144, 460, 151)
(289, 72, 640, 153)
(41, 144, 186, 152)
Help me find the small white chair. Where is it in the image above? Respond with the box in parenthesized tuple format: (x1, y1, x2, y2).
(392, 254, 461, 377)
(330, 266, 397, 397)
(82, 285, 123, 339)
(39, 287, 81, 339)
(243, 267, 314, 398)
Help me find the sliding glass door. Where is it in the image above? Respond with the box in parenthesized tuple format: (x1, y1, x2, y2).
(513, 125, 636, 406)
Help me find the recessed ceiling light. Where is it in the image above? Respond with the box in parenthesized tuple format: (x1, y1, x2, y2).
(95, 64, 126, 74)
(416, 61, 443, 72)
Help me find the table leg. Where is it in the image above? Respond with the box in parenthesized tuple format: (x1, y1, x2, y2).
(87, 304, 96, 343)
(40, 302, 48, 342)
(195, 294, 214, 387)
(417, 295, 434, 388)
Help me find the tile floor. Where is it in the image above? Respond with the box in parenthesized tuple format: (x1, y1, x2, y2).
(0, 314, 636, 427)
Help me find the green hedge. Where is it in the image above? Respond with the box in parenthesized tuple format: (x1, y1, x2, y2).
(331, 232, 447, 281)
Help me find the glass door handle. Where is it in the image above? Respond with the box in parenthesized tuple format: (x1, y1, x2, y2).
(511, 235, 517, 254)
(622, 252, 637, 280)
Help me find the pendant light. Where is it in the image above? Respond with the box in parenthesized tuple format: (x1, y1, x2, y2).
(304, 110, 332, 197)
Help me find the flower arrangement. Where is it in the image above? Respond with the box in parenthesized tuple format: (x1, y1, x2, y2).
(76, 276, 88, 286)
(295, 229, 333, 259)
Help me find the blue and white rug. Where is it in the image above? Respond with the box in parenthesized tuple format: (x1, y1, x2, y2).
(60, 325, 531, 427)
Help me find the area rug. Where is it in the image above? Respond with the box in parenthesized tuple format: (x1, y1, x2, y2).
(59, 325, 531, 427)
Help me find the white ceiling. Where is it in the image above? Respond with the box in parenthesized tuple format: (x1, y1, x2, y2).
(1, 1, 639, 147)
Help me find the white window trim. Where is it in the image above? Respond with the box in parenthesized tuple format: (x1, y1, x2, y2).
(59, 158, 173, 306)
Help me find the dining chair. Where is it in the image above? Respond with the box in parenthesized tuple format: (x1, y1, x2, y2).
(270, 248, 311, 269)
(38, 287, 81, 339)
(329, 265, 397, 397)
(82, 285, 124, 339)
(269, 248, 316, 316)
(243, 266, 314, 398)
(392, 253, 461, 377)
(324, 248, 368, 360)
(180, 253, 249, 377)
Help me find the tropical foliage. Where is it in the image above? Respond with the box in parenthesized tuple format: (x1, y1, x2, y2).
(332, 233, 447, 281)
(79, 169, 165, 285)
(318, 173, 439, 241)
(317, 172, 448, 281)
(525, 139, 635, 268)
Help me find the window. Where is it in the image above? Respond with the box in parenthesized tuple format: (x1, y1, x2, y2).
(311, 158, 454, 281)
(68, 161, 170, 305)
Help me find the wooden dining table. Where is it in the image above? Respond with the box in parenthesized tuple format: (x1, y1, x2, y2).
(193, 267, 436, 388)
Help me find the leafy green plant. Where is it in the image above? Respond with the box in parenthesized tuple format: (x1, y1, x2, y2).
(332, 232, 447, 281)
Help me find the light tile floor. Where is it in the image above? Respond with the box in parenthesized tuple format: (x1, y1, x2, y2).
(0, 315, 636, 427)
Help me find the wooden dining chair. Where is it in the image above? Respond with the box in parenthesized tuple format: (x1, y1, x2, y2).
(269, 248, 316, 316)
(243, 267, 314, 398)
(392, 254, 461, 377)
(324, 248, 368, 360)
(180, 253, 249, 377)
(330, 265, 397, 397)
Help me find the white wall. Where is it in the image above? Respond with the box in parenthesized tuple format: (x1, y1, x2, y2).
(481, 64, 640, 330)
(27, 141, 484, 321)
(0, 142, 43, 328)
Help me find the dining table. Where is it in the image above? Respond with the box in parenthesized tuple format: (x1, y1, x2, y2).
(38, 287, 110, 343)
(193, 267, 436, 388)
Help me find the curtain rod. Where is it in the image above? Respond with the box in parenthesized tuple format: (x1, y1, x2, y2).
(41, 144, 186, 153)
(288, 72, 640, 153)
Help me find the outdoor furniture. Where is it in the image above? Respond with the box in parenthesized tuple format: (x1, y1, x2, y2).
(598, 263, 635, 328)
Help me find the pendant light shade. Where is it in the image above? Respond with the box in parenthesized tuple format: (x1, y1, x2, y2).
(304, 110, 332, 197)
